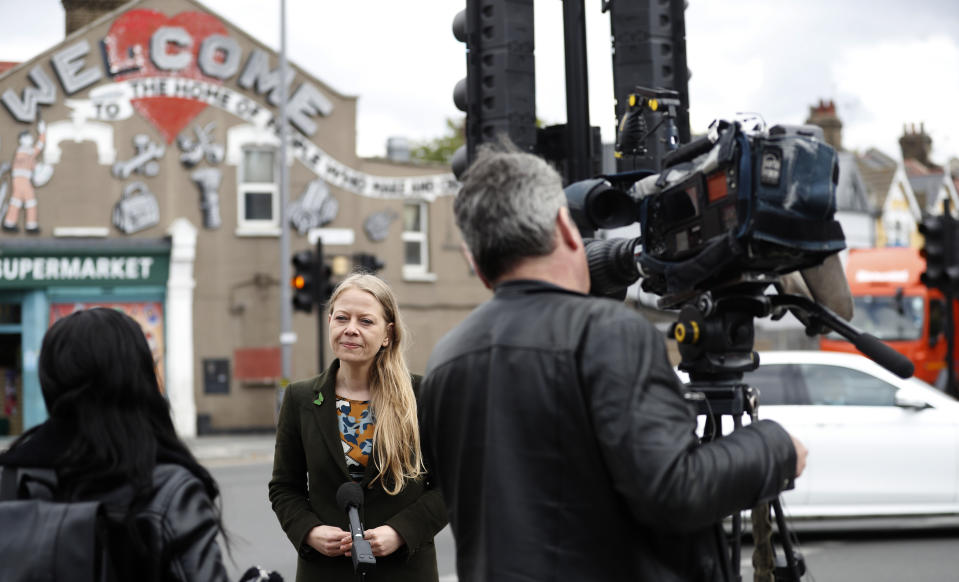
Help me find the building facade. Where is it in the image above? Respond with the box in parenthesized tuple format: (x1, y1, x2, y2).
(0, 0, 488, 437)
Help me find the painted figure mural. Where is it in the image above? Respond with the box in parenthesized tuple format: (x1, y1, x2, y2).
(2, 121, 46, 233)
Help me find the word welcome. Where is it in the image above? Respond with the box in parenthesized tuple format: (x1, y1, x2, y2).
(2, 29, 330, 136)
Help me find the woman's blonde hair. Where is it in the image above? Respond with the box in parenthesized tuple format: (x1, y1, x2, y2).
(328, 273, 424, 494)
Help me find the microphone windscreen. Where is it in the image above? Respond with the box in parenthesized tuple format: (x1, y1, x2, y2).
(336, 481, 364, 512)
(800, 253, 854, 321)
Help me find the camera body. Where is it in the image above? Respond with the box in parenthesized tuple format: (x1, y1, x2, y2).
(636, 121, 846, 302)
(567, 114, 846, 307)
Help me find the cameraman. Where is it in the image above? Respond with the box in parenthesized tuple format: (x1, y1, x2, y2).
(418, 142, 807, 582)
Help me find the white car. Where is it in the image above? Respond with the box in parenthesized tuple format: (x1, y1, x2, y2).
(682, 350, 959, 519)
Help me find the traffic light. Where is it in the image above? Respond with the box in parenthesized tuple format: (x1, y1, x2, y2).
(291, 250, 319, 312)
(609, 0, 690, 172)
(451, 0, 536, 178)
(353, 253, 384, 274)
(920, 214, 948, 290)
(947, 218, 959, 291)
(318, 260, 333, 307)
(291, 247, 334, 313)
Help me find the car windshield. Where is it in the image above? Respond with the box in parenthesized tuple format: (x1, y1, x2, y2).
(826, 294, 924, 341)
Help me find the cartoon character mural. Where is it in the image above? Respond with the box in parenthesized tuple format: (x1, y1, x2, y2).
(289, 179, 338, 235)
(2, 120, 48, 233)
(191, 167, 222, 229)
(112, 133, 164, 179)
(178, 122, 224, 167)
(112, 181, 160, 234)
(178, 122, 225, 229)
(0, 8, 454, 239)
(364, 209, 398, 242)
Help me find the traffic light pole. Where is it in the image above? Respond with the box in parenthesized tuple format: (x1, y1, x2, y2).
(946, 200, 958, 399)
(947, 289, 957, 398)
(315, 238, 326, 374)
(277, 0, 293, 419)
(562, 0, 592, 183)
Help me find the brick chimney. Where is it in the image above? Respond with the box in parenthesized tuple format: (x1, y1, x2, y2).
(61, 0, 128, 35)
(899, 123, 933, 166)
(805, 99, 843, 151)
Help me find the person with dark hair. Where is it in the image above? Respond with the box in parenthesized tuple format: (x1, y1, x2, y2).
(418, 143, 808, 582)
(270, 273, 446, 582)
(0, 307, 228, 582)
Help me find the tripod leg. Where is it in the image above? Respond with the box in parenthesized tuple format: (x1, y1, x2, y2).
(750, 502, 774, 582)
(731, 511, 742, 579)
(771, 498, 803, 580)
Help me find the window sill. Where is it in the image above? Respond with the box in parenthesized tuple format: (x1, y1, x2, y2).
(402, 270, 437, 283)
(235, 226, 282, 237)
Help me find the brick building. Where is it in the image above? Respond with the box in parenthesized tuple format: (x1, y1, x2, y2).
(0, 0, 487, 436)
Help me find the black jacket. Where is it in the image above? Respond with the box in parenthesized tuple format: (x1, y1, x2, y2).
(419, 280, 797, 582)
(0, 422, 227, 582)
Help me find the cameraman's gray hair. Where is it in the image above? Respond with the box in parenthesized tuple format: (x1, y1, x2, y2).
(454, 139, 566, 283)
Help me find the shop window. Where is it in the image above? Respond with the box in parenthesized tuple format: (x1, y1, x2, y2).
(238, 146, 280, 235)
(0, 304, 21, 325)
(402, 201, 435, 281)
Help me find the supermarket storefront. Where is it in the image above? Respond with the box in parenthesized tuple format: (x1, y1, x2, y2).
(0, 238, 188, 435)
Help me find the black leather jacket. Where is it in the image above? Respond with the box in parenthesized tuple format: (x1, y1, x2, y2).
(100, 464, 229, 582)
(0, 425, 227, 582)
(420, 280, 797, 582)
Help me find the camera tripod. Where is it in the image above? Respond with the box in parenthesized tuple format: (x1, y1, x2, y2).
(669, 281, 805, 582)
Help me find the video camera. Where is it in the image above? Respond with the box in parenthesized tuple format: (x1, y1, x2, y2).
(565, 87, 916, 582)
(566, 86, 859, 582)
(566, 86, 846, 310)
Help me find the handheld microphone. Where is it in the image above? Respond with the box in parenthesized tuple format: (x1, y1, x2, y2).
(335, 482, 376, 574)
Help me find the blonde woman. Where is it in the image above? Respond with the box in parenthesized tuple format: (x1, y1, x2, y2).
(270, 273, 447, 581)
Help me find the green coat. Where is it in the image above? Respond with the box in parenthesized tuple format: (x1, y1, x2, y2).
(269, 360, 448, 582)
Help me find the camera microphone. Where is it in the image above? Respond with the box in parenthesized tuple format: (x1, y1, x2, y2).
(779, 254, 854, 323)
(335, 482, 376, 574)
(797, 254, 853, 321)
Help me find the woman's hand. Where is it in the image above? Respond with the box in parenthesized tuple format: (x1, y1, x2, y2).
(363, 525, 405, 557)
(306, 525, 352, 557)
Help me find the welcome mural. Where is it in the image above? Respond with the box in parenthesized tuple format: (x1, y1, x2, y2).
(0, 4, 457, 236)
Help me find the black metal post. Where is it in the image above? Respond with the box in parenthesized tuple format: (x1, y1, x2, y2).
(944, 200, 958, 398)
(562, 0, 591, 183)
(315, 238, 326, 373)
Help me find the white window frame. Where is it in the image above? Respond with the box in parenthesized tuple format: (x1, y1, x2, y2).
(236, 145, 280, 236)
(226, 124, 282, 237)
(402, 201, 436, 281)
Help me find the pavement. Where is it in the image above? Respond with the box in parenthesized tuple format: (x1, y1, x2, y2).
(0, 433, 278, 466)
(185, 433, 277, 465)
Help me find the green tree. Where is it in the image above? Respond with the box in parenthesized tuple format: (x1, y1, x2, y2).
(410, 117, 464, 164)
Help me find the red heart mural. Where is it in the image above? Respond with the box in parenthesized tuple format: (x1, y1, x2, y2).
(106, 9, 228, 143)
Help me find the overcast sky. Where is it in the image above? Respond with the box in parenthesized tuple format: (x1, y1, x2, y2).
(1, 0, 957, 164)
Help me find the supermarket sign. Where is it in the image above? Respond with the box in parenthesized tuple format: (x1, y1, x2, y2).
(0, 252, 169, 288)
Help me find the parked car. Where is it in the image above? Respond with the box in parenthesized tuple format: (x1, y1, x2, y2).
(680, 350, 959, 519)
